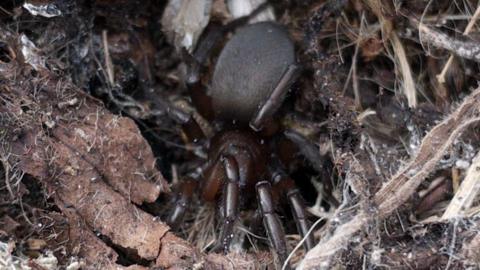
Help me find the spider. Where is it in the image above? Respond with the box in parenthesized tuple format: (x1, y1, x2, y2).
(165, 21, 315, 268)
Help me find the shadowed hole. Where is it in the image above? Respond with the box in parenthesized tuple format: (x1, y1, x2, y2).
(0, 41, 12, 63)
(97, 234, 151, 267)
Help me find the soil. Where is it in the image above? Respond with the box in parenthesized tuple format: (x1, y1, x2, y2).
(1, 0, 480, 269)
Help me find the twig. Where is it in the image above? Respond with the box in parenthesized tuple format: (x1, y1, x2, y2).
(451, 167, 460, 193)
(282, 218, 325, 270)
(422, 14, 475, 22)
(0, 153, 14, 199)
(102, 30, 114, 86)
(416, 21, 480, 63)
(442, 151, 480, 219)
(437, 5, 480, 83)
(351, 13, 364, 110)
(445, 219, 459, 270)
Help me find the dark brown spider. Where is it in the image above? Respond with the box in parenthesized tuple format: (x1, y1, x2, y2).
(165, 21, 315, 268)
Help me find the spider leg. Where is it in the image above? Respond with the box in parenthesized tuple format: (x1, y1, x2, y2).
(270, 160, 315, 252)
(167, 161, 209, 229)
(284, 129, 324, 172)
(250, 64, 301, 131)
(150, 96, 207, 145)
(283, 130, 341, 208)
(256, 181, 289, 269)
(184, 52, 214, 121)
(214, 155, 241, 253)
(166, 177, 197, 229)
(287, 188, 315, 251)
(201, 158, 224, 202)
(248, 209, 264, 239)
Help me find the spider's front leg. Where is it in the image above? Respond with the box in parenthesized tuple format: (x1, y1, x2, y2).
(256, 181, 290, 269)
(167, 161, 209, 229)
(200, 154, 243, 253)
(217, 155, 241, 251)
(166, 177, 197, 229)
(250, 64, 301, 131)
(205, 145, 257, 253)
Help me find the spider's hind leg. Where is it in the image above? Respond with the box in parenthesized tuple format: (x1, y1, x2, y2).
(286, 187, 315, 251)
(272, 172, 316, 252)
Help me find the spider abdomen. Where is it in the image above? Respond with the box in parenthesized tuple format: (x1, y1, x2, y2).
(210, 22, 295, 124)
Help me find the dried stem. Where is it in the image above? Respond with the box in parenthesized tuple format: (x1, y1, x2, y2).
(442, 151, 480, 219)
(416, 21, 480, 63)
(102, 30, 114, 86)
(437, 5, 480, 83)
(391, 32, 417, 108)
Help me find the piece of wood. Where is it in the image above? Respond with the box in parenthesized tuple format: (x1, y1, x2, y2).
(442, 151, 480, 219)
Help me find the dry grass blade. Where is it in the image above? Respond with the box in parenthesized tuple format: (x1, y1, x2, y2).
(102, 30, 115, 86)
(299, 86, 480, 270)
(391, 32, 417, 108)
(364, 0, 417, 107)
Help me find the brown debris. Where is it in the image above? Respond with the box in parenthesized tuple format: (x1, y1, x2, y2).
(1, 42, 169, 260)
(0, 215, 20, 237)
(381, 245, 449, 269)
(2, 75, 167, 265)
(462, 232, 480, 264)
(156, 232, 272, 270)
(59, 207, 121, 268)
(300, 85, 480, 269)
(0, 25, 166, 263)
